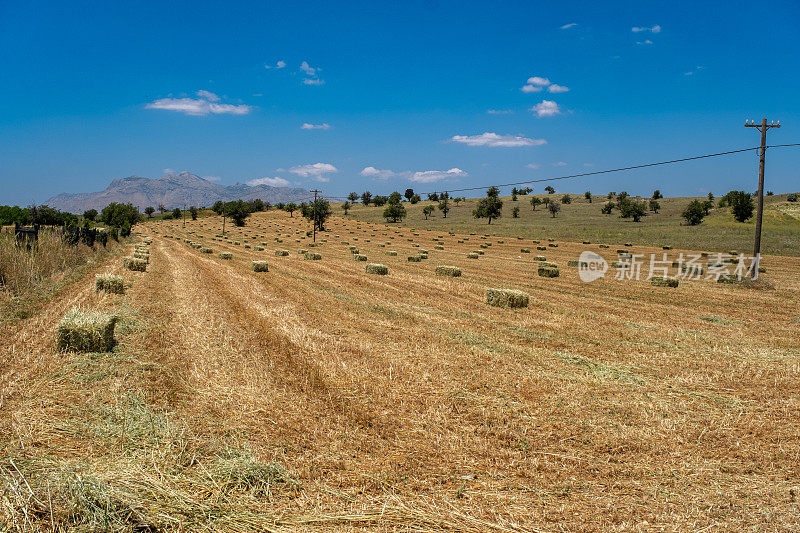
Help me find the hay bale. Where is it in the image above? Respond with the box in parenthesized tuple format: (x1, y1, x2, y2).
(467, 252, 479, 259)
(434, 245, 444, 250)
(254, 246, 264, 251)
(435, 265, 462, 277)
(219, 252, 233, 260)
(681, 264, 704, 276)
(298, 249, 308, 254)
(365, 263, 388, 275)
(407, 255, 422, 262)
(275, 249, 290, 256)
(386, 250, 398, 256)
(200, 247, 213, 254)
(252, 260, 269, 272)
(599, 244, 610, 248)
(536, 246, 547, 251)
(521, 248, 531, 253)
(662, 245, 672, 250)
(95, 274, 124, 294)
(486, 288, 529, 308)
(304, 252, 322, 260)
(651, 276, 679, 287)
(354, 254, 367, 261)
(56, 308, 117, 353)
(122, 257, 147, 272)
(538, 265, 560, 277)
(548, 243, 558, 248)
(717, 274, 739, 284)
(533, 255, 547, 262)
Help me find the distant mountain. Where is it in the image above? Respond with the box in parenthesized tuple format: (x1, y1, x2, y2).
(44, 172, 311, 213)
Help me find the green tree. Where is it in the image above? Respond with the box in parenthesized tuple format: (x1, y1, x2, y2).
(561, 194, 571, 204)
(211, 201, 225, 215)
(619, 199, 647, 222)
(422, 205, 435, 220)
(584, 191, 592, 203)
(548, 201, 561, 217)
(652, 189, 663, 199)
(189, 206, 198, 220)
(302, 198, 331, 231)
(512, 206, 520, 218)
(372, 195, 388, 207)
(347, 192, 359, 202)
(144, 206, 155, 218)
(473, 186, 503, 224)
(410, 194, 421, 204)
(601, 202, 614, 215)
(427, 192, 439, 202)
(728, 191, 754, 222)
(172, 207, 182, 219)
(83, 209, 98, 221)
(383, 202, 406, 223)
(285, 202, 298, 217)
(389, 191, 403, 205)
(225, 200, 251, 226)
(158, 203, 166, 214)
(682, 200, 707, 225)
(649, 199, 661, 213)
(341, 201, 351, 215)
(544, 185, 555, 194)
(361, 191, 372, 206)
(99, 202, 141, 228)
(530, 197, 542, 210)
(438, 196, 450, 218)
(404, 189, 415, 201)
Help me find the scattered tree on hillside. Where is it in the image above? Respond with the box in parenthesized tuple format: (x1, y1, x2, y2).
(561, 194, 571, 204)
(473, 186, 503, 224)
(341, 201, 351, 215)
(171, 207, 182, 219)
(544, 185, 555, 194)
(584, 191, 592, 203)
(144, 206, 155, 218)
(422, 205, 435, 220)
(189, 206, 198, 220)
(302, 198, 332, 231)
(787, 193, 798, 202)
(225, 201, 251, 227)
(726, 191, 754, 222)
(284, 202, 298, 217)
(404, 189, 415, 201)
(530, 197, 542, 210)
(383, 202, 406, 223)
(682, 200, 707, 225)
(83, 209, 98, 222)
(361, 191, 372, 206)
(607, 191, 616, 200)
(372, 195, 388, 207)
(548, 202, 560, 218)
(438, 195, 450, 218)
(649, 199, 661, 213)
(410, 194, 421, 204)
(652, 189, 663, 200)
(512, 206, 520, 218)
(389, 191, 403, 205)
(211, 201, 224, 215)
(347, 192, 359, 203)
(427, 192, 439, 202)
(618, 199, 647, 222)
(158, 203, 166, 214)
(601, 202, 614, 215)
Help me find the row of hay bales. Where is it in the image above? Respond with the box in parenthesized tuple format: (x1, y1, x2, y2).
(59, 236, 153, 353)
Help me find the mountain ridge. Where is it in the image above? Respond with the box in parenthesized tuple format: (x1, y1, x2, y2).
(44, 172, 311, 213)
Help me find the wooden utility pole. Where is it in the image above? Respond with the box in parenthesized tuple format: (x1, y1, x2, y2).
(183, 203, 187, 228)
(744, 118, 780, 279)
(310, 189, 321, 242)
(222, 211, 226, 236)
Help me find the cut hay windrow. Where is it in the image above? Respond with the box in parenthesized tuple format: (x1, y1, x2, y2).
(304, 252, 322, 260)
(251, 260, 269, 272)
(651, 276, 679, 287)
(56, 308, 117, 353)
(365, 263, 388, 275)
(122, 257, 147, 272)
(95, 274, 124, 294)
(486, 288, 529, 308)
(219, 252, 233, 260)
(435, 265, 462, 277)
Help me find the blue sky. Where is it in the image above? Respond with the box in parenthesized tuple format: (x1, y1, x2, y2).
(1, 0, 798, 206)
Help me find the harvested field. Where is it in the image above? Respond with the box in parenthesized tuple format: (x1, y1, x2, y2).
(2, 209, 799, 531)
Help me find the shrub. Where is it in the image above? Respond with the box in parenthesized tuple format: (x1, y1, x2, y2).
(122, 257, 147, 272)
(95, 274, 124, 294)
(56, 308, 117, 353)
(435, 265, 462, 277)
(252, 260, 269, 272)
(682, 200, 707, 225)
(365, 263, 388, 275)
(787, 193, 798, 202)
(651, 276, 679, 287)
(304, 252, 322, 260)
(486, 288, 529, 308)
(275, 249, 289, 256)
(561, 194, 571, 204)
(538, 265, 560, 277)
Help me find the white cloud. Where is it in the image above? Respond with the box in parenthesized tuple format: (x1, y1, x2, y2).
(530, 100, 560, 117)
(548, 84, 569, 93)
(360, 166, 468, 183)
(684, 66, 704, 76)
(300, 122, 331, 130)
(636, 39, 654, 45)
(553, 161, 567, 167)
(146, 91, 251, 116)
(247, 176, 290, 187)
(487, 109, 513, 115)
(195, 90, 220, 102)
(203, 175, 222, 182)
(303, 78, 324, 85)
(560, 22, 577, 30)
(450, 132, 547, 147)
(360, 167, 399, 180)
(521, 76, 551, 93)
(265, 60, 286, 69)
(632, 25, 661, 33)
(410, 168, 467, 183)
(289, 162, 338, 182)
(300, 61, 316, 76)
(526, 163, 541, 169)
(163, 168, 176, 175)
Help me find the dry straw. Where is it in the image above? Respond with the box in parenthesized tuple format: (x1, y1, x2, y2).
(56, 308, 117, 353)
(365, 263, 388, 275)
(251, 260, 269, 272)
(122, 257, 147, 272)
(651, 276, 679, 287)
(435, 265, 462, 277)
(219, 252, 233, 260)
(486, 288, 529, 308)
(538, 265, 560, 277)
(304, 252, 322, 260)
(94, 274, 124, 294)
(275, 249, 290, 256)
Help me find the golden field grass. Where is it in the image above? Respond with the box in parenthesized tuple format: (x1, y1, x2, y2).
(340, 193, 800, 257)
(1, 210, 799, 531)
